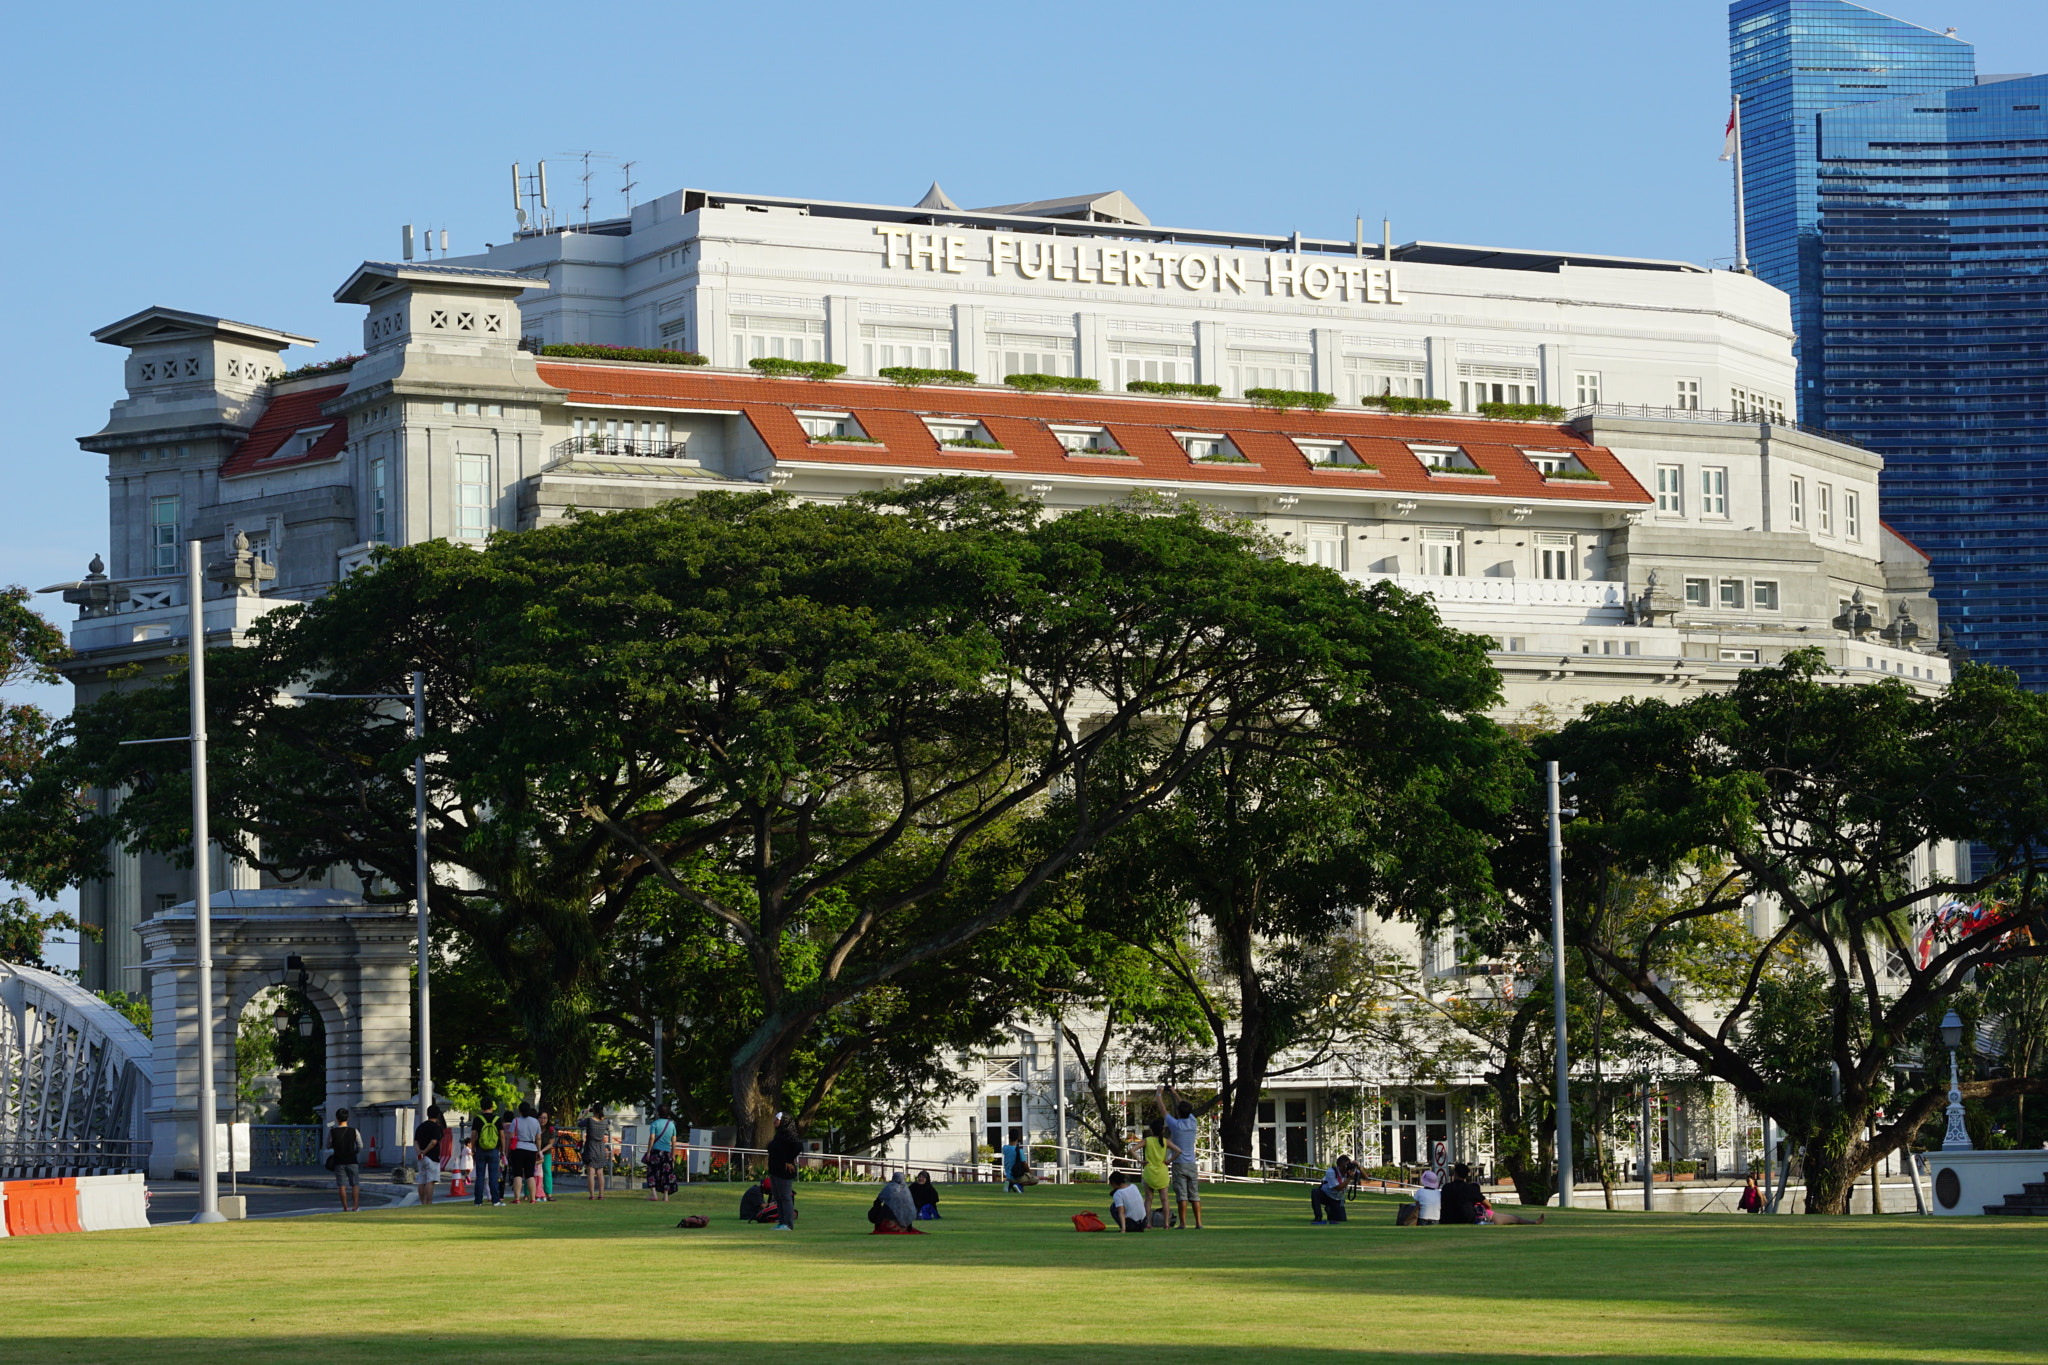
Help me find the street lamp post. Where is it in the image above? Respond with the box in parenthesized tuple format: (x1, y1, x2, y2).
(300, 673, 433, 1124)
(119, 542, 225, 1222)
(1940, 1010, 1973, 1152)
(1546, 761, 1573, 1210)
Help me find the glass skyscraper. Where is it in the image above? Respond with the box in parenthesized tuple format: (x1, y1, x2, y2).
(1731, 3, 2048, 685)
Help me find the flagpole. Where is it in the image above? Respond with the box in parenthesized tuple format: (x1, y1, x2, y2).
(1733, 94, 1750, 274)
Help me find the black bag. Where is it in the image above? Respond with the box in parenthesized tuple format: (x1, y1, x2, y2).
(1395, 1202, 1421, 1226)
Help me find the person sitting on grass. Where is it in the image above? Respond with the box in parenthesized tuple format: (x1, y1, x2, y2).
(738, 1174, 778, 1224)
(867, 1190, 926, 1234)
(1416, 1169, 1443, 1225)
(1109, 1171, 1148, 1233)
(1442, 1163, 1544, 1225)
(882, 1172, 918, 1228)
(910, 1170, 941, 1219)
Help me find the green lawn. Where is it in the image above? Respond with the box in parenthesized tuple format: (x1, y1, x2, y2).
(2, 1182, 2041, 1363)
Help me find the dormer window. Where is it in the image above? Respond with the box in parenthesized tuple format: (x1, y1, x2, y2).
(1524, 450, 1601, 481)
(1411, 444, 1482, 474)
(1295, 438, 1373, 469)
(924, 419, 1004, 450)
(798, 411, 873, 444)
(1049, 424, 1128, 456)
(272, 425, 333, 459)
(1179, 432, 1247, 463)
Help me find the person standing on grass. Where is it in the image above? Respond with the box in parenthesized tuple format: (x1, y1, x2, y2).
(644, 1103, 679, 1201)
(766, 1112, 802, 1233)
(413, 1104, 446, 1206)
(1141, 1118, 1177, 1228)
(509, 1102, 543, 1204)
(1739, 1174, 1763, 1213)
(327, 1107, 362, 1213)
(581, 1103, 612, 1200)
(1156, 1082, 1205, 1229)
(471, 1111, 504, 1206)
(537, 1108, 558, 1202)
(1311, 1155, 1353, 1224)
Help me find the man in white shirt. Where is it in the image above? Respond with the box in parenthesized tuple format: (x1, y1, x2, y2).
(1312, 1155, 1353, 1224)
(1109, 1172, 1148, 1232)
(1155, 1081, 1204, 1229)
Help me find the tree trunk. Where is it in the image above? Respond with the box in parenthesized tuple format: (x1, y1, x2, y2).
(1216, 923, 1275, 1178)
(1799, 1107, 1859, 1215)
(1484, 992, 1552, 1206)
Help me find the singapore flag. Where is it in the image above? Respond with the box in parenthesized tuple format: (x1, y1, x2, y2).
(1720, 104, 1738, 161)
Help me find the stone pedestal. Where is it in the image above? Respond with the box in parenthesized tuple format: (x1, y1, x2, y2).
(136, 889, 416, 1179)
(1925, 1149, 2048, 1216)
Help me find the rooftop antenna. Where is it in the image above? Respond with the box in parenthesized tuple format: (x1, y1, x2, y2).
(402, 224, 415, 262)
(1383, 217, 1393, 262)
(440, 228, 449, 257)
(1355, 215, 1364, 259)
(512, 163, 528, 232)
(620, 159, 638, 217)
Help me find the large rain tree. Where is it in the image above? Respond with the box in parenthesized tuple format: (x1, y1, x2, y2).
(1546, 651, 2048, 1214)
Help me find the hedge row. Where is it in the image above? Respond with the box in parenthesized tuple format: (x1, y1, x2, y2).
(880, 367, 977, 387)
(1125, 380, 1223, 399)
(1477, 401, 1568, 421)
(1245, 388, 1337, 412)
(1005, 373, 1102, 393)
(750, 357, 847, 380)
(541, 344, 708, 366)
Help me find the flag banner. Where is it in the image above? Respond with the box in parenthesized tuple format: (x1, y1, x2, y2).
(1720, 105, 1738, 161)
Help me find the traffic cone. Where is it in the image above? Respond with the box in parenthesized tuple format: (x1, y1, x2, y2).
(364, 1136, 381, 1169)
(451, 1170, 470, 1198)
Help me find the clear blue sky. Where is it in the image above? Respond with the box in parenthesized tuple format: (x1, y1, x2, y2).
(4, 0, 2042, 967)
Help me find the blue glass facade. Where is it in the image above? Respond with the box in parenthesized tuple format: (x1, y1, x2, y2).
(1729, 1, 1973, 406)
(1733, 4, 2048, 686)
(1817, 78, 2048, 684)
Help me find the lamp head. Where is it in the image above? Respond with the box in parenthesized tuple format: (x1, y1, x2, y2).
(1940, 1010, 1964, 1050)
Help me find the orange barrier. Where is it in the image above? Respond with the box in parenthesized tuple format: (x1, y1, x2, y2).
(2, 1178, 82, 1236)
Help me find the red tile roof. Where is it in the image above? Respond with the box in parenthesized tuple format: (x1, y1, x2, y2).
(534, 364, 1653, 505)
(219, 384, 349, 479)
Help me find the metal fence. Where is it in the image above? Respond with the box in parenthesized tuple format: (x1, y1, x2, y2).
(249, 1125, 323, 1168)
(0, 1138, 152, 1178)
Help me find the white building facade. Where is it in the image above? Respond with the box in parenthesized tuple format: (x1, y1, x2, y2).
(62, 182, 1963, 1182)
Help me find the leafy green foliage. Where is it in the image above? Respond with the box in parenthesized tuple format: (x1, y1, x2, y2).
(1540, 469, 1606, 481)
(270, 355, 363, 384)
(1544, 651, 2048, 1212)
(934, 436, 1005, 450)
(879, 367, 976, 387)
(748, 357, 847, 380)
(1125, 380, 1221, 399)
(541, 344, 707, 365)
(1362, 396, 1453, 414)
(96, 989, 150, 1036)
(1003, 374, 1101, 393)
(0, 898, 82, 969)
(1244, 388, 1336, 412)
(1477, 402, 1567, 421)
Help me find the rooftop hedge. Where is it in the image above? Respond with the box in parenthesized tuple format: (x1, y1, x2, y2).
(1005, 373, 1102, 393)
(1126, 380, 1222, 399)
(880, 367, 977, 387)
(750, 357, 847, 380)
(541, 344, 708, 365)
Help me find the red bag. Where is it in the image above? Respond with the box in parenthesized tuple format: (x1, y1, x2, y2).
(676, 1214, 709, 1228)
(1072, 1211, 1106, 1232)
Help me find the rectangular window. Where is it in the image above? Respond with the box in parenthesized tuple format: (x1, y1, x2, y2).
(1719, 579, 1745, 610)
(1719, 648, 1760, 664)
(1818, 484, 1833, 535)
(1655, 465, 1683, 514)
(1536, 533, 1574, 581)
(1420, 528, 1460, 577)
(369, 458, 387, 542)
(1788, 477, 1805, 526)
(150, 496, 179, 573)
(1684, 577, 1709, 608)
(1675, 378, 1701, 411)
(1302, 522, 1346, 571)
(1753, 580, 1780, 611)
(1700, 467, 1729, 517)
(1845, 491, 1861, 541)
(1574, 372, 1601, 406)
(455, 454, 489, 539)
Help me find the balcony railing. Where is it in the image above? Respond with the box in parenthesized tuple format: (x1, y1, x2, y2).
(550, 434, 690, 462)
(1567, 403, 1866, 451)
(1362, 574, 1629, 611)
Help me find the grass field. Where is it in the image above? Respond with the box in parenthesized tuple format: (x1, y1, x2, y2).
(2, 1182, 2042, 1363)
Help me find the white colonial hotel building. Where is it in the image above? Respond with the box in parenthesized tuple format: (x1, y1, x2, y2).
(64, 181, 1957, 1180)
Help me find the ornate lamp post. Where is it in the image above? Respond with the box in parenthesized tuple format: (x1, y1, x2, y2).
(1940, 1010, 1973, 1152)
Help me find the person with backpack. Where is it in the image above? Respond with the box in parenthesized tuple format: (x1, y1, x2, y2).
(580, 1103, 612, 1200)
(643, 1103, 679, 1201)
(326, 1107, 362, 1213)
(470, 1111, 504, 1206)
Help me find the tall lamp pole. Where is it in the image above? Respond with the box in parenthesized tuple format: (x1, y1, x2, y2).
(187, 544, 224, 1223)
(301, 673, 433, 1123)
(1546, 761, 1574, 1210)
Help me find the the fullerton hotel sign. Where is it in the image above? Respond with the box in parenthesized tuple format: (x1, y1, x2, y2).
(874, 228, 1406, 305)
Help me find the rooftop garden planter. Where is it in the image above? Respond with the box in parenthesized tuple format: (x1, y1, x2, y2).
(1426, 464, 1492, 476)
(750, 357, 847, 380)
(937, 436, 1007, 451)
(806, 434, 882, 445)
(271, 354, 363, 384)
(1478, 401, 1568, 421)
(1005, 373, 1101, 393)
(1245, 388, 1336, 412)
(542, 344, 707, 365)
(1363, 395, 1453, 414)
(1126, 380, 1222, 399)
(1541, 468, 1607, 482)
(1194, 453, 1252, 464)
(880, 367, 977, 387)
